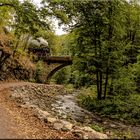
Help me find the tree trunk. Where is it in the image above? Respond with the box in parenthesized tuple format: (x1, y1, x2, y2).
(97, 70, 101, 100)
(103, 67, 109, 99)
(99, 71, 103, 99)
(103, 1, 113, 99)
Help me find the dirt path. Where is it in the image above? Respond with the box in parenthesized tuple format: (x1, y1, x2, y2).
(0, 105, 24, 138)
(0, 82, 27, 138)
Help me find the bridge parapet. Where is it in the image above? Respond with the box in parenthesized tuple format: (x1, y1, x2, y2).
(43, 56, 72, 64)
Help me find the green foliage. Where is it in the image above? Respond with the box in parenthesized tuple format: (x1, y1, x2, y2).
(132, 55, 140, 91)
(69, 70, 93, 88)
(44, 0, 140, 100)
(0, 0, 140, 108)
(16, 47, 27, 57)
(111, 66, 136, 95)
(52, 67, 69, 84)
(14, 1, 49, 36)
(64, 84, 75, 94)
(44, 0, 123, 98)
(0, 0, 52, 56)
(123, 129, 133, 139)
(35, 60, 45, 83)
(0, 2, 13, 26)
(78, 91, 140, 124)
(90, 124, 103, 133)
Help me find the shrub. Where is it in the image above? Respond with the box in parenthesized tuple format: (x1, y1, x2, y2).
(112, 67, 136, 96)
(52, 68, 69, 84)
(91, 124, 103, 132)
(35, 60, 46, 83)
(78, 90, 140, 124)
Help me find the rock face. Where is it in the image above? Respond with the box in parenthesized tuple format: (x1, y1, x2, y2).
(0, 27, 35, 82)
(9, 84, 108, 139)
(0, 55, 35, 81)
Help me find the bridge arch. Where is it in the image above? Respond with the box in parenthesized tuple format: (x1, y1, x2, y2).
(27, 46, 73, 84)
(46, 63, 71, 84)
(43, 56, 72, 84)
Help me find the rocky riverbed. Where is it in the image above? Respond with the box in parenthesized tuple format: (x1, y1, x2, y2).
(8, 83, 108, 139)
(8, 83, 140, 139)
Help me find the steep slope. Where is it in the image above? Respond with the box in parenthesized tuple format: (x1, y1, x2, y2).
(0, 54, 35, 81)
(0, 27, 36, 82)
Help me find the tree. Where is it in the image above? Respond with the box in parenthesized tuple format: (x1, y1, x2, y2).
(0, 0, 51, 54)
(42, 0, 139, 99)
(123, 0, 140, 65)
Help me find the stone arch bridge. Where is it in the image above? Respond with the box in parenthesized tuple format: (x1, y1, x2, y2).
(28, 45, 73, 84)
(42, 56, 72, 84)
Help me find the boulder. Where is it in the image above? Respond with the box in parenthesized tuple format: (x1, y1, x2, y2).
(60, 120, 73, 131)
(45, 117, 57, 123)
(53, 122, 64, 130)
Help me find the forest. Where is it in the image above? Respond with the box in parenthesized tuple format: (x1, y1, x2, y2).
(0, 0, 140, 138)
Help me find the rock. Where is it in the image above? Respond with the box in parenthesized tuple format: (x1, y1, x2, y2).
(46, 117, 57, 123)
(81, 126, 94, 132)
(51, 108, 55, 111)
(53, 122, 64, 130)
(19, 104, 33, 109)
(34, 108, 51, 121)
(41, 110, 51, 116)
(66, 107, 69, 109)
(110, 124, 116, 128)
(61, 115, 67, 119)
(83, 134, 89, 139)
(80, 126, 108, 139)
(9, 84, 108, 139)
(106, 131, 113, 136)
(60, 120, 73, 131)
(61, 127, 69, 132)
(21, 87, 25, 91)
(72, 130, 83, 138)
(84, 131, 108, 139)
(65, 123, 73, 130)
(28, 104, 38, 109)
(35, 108, 50, 116)
(103, 121, 108, 125)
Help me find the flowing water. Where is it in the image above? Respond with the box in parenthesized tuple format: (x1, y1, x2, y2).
(51, 93, 102, 124)
(51, 92, 140, 138)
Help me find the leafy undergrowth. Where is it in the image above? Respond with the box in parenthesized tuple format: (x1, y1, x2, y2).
(77, 88, 140, 124)
(90, 124, 103, 133)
